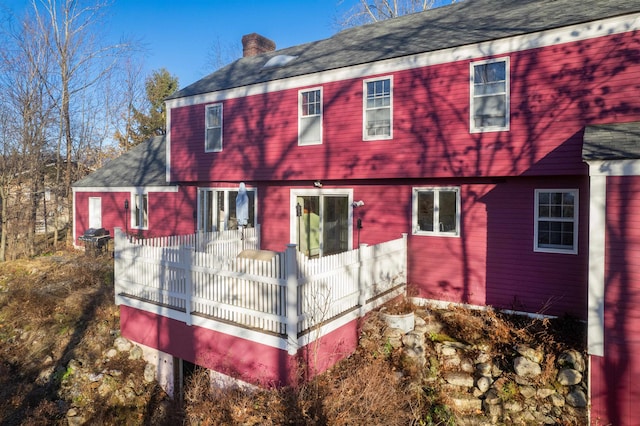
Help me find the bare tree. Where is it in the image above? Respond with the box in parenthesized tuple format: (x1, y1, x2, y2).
(337, 0, 460, 28)
(112, 58, 146, 151)
(30, 0, 131, 246)
(0, 0, 134, 258)
(0, 10, 56, 258)
(0, 102, 23, 261)
(203, 36, 241, 74)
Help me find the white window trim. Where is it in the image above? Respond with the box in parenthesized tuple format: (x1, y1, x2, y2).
(298, 87, 323, 146)
(205, 103, 223, 152)
(197, 186, 258, 231)
(412, 187, 461, 237)
(131, 192, 149, 230)
(534, 189, 578, 255)
(469, 57, 510, 133)
(362, 76, 393, 141)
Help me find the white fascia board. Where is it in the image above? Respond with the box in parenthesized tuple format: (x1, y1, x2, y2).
(166, 13, 640, 110)
(587, 159, 640, 177)
(166, 108, 172, 182)
(73, 186, 179, 193)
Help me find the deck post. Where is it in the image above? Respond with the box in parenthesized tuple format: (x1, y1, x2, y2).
(181, 246, 193, 326)
(401, 233, 408, 284)
(358, 244, 369, 308)
(285, 244, 299, 355)
(113, 227, 124, 306)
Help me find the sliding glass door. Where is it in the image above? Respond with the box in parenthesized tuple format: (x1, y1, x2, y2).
(293, 191, 351, 257)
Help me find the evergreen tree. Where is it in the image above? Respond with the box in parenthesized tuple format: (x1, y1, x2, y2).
(116, 68, 178, 149)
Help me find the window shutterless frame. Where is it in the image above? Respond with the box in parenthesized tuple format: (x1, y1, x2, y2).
(412, 187, 461, 237)
(534, 189, 578, 254)
(470, 57, 510, 133)
(205, 103, 223, 152)
(131, 193, 148, 230)
(298, 87, 323, 146)
(363, 76, 393, 141)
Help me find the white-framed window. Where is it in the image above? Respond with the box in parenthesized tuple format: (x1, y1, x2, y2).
(299, 87, 322, 145)
(363, 76, 392, 140)
(470, 57, 509, 132)
(197, 187, 257, 232)
(412, 187, 460, 237)
(534, 189, 578, 254)
(132, 193, 148, 229)
(205, 103, 223, 152)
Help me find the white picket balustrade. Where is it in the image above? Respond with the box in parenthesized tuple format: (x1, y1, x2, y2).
(114, 227, 407, 349)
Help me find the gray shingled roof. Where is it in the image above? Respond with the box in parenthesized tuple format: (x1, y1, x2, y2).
(169, 0, 640, 100)
(73, 135, 168, 188)
(583, 122, 640, 161)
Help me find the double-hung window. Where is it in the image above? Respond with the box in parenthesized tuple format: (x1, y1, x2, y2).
(470, 57, 509, 132)
(133, 193, 148, 229)
(534, 189, 578, 254)
(299, 88, 322, 145)
(412, 187, 460, 237)
(363, 77, 392, 140)
(205, 103, 223, 152)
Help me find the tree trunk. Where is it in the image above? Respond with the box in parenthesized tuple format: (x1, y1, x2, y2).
(0, 187, 7, 262)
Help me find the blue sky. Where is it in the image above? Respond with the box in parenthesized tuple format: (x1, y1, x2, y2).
(107, 0, 356, 88)
(2, 1, 453, 90)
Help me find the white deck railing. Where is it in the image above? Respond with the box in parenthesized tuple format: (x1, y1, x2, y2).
(114, 227, 407, 354)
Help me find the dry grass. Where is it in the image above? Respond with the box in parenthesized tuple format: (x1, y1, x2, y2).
(0, 250, 123, 425)
(183, 354, 422, 426)
(0, 253, 587, 425)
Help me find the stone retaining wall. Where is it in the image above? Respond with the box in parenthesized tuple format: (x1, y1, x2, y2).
(372, 306, 587, 425)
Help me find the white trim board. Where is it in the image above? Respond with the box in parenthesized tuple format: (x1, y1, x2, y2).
(588, 159, 640, 177)
(585, 159, 640, 356)
(72, 186, 179, 193)
(587, 175, 606, 357)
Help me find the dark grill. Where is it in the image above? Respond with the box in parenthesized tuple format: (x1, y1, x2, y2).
(79, 228, 110, 255)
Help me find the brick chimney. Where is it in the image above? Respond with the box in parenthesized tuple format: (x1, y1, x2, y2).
(241, 33, 276, 57)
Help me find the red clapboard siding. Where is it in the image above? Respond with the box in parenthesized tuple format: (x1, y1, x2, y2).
(604, 176, 640, 345)
(169, 30, 640, 184)
(477, 177, 588, 317)
(253, 176, 587, 318)
(591, 345, 640, 426)
(590, 176, 640, 426)
(74, 191, 130, 241)
(74, 187, 197, 243)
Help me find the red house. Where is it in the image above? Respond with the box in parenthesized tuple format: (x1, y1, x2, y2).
(73, 0, 640, 423)
(73, 135, 195, 241)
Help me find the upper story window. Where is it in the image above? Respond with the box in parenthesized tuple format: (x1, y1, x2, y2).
(133, 193, 148, 230)
(205, 103, 223, 152)
(299, 88, 322, 146)
(470, 57, 509, 133)
(363, 77, 392, 140)
(412, 187, 460, 237)
(534, 189, 578, 254)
